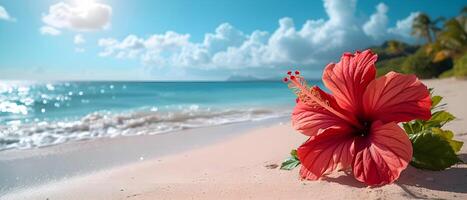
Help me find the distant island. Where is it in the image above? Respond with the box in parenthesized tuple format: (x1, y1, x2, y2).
(226, 75, 262, 81)
(226, 75, 282, 81)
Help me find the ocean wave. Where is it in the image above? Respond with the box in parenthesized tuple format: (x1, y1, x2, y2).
(0, 106, 289, 151)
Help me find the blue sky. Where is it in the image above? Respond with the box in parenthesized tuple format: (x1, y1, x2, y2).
(0, 0, 465, 81)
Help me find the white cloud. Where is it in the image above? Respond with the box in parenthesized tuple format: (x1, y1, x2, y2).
(363, 3, 389, 40)
(74, 34, 86, 44)
(98, 0, 418, 70)
(40, 26, 61, 36)
(388, 12, 420, 39)
(73, 34, 86, 52)
(41, 1, 112, 33)
(203, 23, 246, 53)
(0, 5, 15, 22)
(99, 34, 146, 58)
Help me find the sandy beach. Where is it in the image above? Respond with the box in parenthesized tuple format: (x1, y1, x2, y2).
(2, 78, 467, 200)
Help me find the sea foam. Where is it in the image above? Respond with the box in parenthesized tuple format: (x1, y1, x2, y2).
(0, 81, 298, 151)
(0, 106, 288, 151)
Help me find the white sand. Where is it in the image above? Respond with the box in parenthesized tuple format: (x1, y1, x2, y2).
(3, 78, 467, 200)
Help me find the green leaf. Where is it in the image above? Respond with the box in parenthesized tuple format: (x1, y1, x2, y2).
(404, 110, 456, 135)
(290, 149, 298, 158)
(280, 149, 301, 170)
(405, 92, 463, 171)
(431, 95, 443, 108)
(403, 120, 424, 135)
(423, 110, 455, 128)
(432, 128, 464, 153)
(403, 122, 414, 134)
(410, 128, 463, 170)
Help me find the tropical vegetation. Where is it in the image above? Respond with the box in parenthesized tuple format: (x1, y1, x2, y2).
(373, 6, 467, 79)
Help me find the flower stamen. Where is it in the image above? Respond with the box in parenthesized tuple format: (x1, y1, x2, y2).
(285, 70, 363, 129)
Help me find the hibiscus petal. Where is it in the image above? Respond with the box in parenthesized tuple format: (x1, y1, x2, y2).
(362, 71, 431, 123)
(352, 121, 412, 186)
(298, 127, 355, 180)
(322, 50, 377, 116)
(292, 86, 353, 136)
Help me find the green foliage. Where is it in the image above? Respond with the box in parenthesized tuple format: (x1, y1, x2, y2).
(375, 7, 467, 78)
(412, 13, 444, 43)
(280, 149, 300, 170)
(372, 40, 419, 77)
(372, 40, 419, 59)
(433, 128, 464, 152)
(438, 19, 467, 54)
(425, 110, 455, 127)
(376, 57, 406, 77)
(459, 7, 467, 33)
(409, 128, 463, 170)
(403, 94, 464, 170)
(439, 68, 454, 78)
(454, 53, 467, 78)
(431, 95, 443, 108)
(401, 49, 439, 78)
(398, 46, 454, 78)
(412, 13, 436, 43)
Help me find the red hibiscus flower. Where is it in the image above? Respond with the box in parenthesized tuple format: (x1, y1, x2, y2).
(284, 50, 431, 186)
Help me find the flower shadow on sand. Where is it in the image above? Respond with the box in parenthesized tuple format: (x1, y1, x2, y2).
(397, 154, 467, 194)
(323, 154, 467, 196)
(321, 171, 367, 188)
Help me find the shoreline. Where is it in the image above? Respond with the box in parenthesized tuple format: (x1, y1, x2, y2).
(0, 117, 288, 194)
(2, 78, 467, 199)
(3, 121, 307, 200)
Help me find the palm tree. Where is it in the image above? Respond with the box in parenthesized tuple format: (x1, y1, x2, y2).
(412, 13, 444, 43)
(457, 6, 467, 32)
(439, 18, 467, 55)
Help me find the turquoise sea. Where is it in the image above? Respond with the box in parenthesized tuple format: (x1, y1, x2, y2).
(0, 81, 322, 151)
